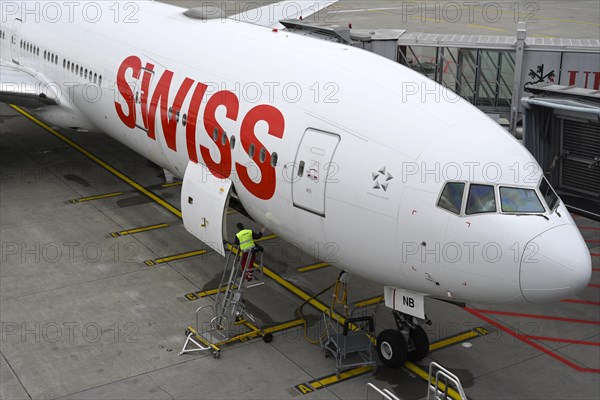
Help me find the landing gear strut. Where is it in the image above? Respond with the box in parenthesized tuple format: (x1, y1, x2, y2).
(376, 310, 430, 367)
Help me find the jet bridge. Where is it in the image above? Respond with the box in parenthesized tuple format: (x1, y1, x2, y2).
(396, 22, 600, 134)
(282, 20, 599, 137)
(521, 83, 600, 220)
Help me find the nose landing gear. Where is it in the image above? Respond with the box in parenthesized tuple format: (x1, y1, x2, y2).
(376, 310, 430, 367)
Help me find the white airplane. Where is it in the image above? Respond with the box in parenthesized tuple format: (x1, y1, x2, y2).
(0, 0, 592, 367)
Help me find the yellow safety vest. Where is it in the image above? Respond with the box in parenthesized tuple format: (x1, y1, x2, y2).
(236, 229, 255, 251)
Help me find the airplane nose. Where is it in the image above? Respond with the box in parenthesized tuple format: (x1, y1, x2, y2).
(520, 224, 592, 303)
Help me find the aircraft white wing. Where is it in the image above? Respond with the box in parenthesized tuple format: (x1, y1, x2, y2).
(231, 0, 339, 29)
(0, 62, 59, 108)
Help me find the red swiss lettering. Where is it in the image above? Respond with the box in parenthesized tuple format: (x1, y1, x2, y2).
(201, 91, 239, 179)
(185, 82, 209, 163)
(114, 56, 141, 129)
(235, 105, 284, 200)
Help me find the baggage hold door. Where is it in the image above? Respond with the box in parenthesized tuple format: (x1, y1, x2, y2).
(182, 161, 232, 256)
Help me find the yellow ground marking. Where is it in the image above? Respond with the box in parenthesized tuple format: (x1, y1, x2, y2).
(532, 34, 555, 39)
(467, 24, 507, 32)
(144, 249, 207, 266)
(429, 331, 479, 351)
(110, 223, 169, 237)
(184, 286, 234, 301)
(11, 105, 183, 218)
(297, 262, 330, 273)
(309, 365, 374, 388)
(161, 181, 182, 187)
(353, 296, 385, 308)
(70, 191, 123, 203)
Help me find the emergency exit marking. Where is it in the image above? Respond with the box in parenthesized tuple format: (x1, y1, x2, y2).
(295, 384, 313, 394)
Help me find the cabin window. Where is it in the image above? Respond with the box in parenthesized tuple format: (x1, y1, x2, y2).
(182, 113, 187, 127)
(221, 131, 227, 146)
(213, 127, 218, 142)
(94, 73, 97, 84)
(539, 178, 559, 211)
(230, 136, 236, 150)
(175, 110, 180, 123)
(63, 59, 66, 68)
(271, 152, 278, 167)
(249, 143, 255, 158)
(438, 182, 465, 215)
(500, 187, 544, 213)
(99, 76, 103, 86)
(259, 147, 266, 163)
(466, 184, 497, 215)
(75, 65, 79, 75)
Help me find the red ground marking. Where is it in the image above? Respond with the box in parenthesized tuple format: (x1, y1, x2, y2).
(579, 227, 600, 231)
(589, 284, 600, 288)
(561, 299, 600, 306)
(593, 268, 600, 272)
(585, 239, 600, 243)
(527, 335, 600, 347)
(591, 254, 600, 257)
(475, 309, 600, 325)
(465, 307, 600, 373)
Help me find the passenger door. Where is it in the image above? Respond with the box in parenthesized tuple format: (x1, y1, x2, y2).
(292, 129, 340, 217)
(11, 18, 22, 64)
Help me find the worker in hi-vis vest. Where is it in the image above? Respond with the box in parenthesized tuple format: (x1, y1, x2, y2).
(235, 223, 265, 281)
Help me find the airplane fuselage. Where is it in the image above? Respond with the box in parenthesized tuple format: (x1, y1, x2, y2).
(0, 1, 591, 305)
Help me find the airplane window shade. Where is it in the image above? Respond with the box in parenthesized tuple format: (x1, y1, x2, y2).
(500, 187, 545, 213)
(539, 178, 559, 210)
(466, 184, 497, 214)
(438, 182, 465, 214)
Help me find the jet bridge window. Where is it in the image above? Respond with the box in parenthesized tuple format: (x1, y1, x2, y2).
(500, 187, 545, 213)
(437, 182, 465, 215)
(466, 184, 496, 214)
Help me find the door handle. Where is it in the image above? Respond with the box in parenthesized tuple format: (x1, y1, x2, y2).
(201, 217, 207, 227)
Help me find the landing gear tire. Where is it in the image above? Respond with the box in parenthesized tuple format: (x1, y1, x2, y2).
(408, 325, 429, 361)
(376, 329, 408, 368)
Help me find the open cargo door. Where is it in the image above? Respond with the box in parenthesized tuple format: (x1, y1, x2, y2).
(181, 161, 232, 256)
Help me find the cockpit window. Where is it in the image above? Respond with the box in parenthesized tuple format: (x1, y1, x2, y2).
(500, 187, 545, 213)
(438, 182, 465, 214)
(539, 177, 559, 211)
(466, 184, 496, 214)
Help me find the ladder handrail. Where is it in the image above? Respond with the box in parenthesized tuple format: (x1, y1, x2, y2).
(365, 383, 400, 400)
(427, 362, 467, 400)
